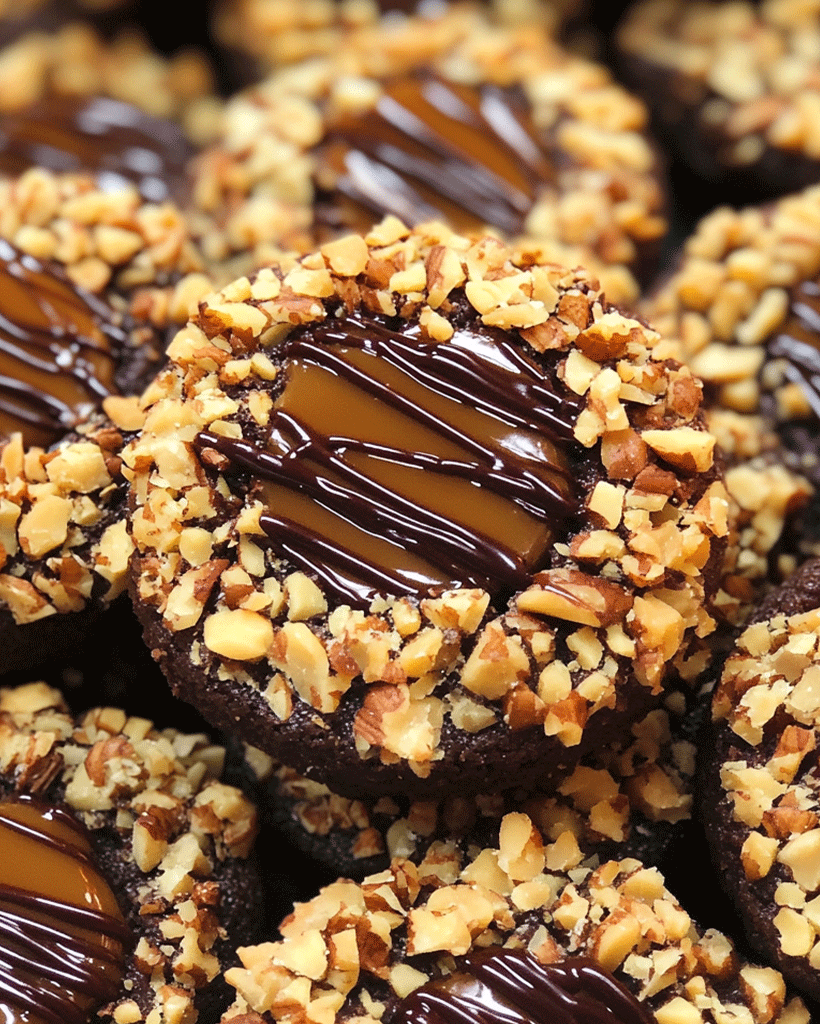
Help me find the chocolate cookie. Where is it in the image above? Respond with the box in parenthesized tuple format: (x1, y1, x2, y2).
(192, 3, 666, 300)
(210, 1, 588, 88)
(0, 679, 260, 1023)
(0, 171, 216, 671)
(0, 93, 193, 204)
(125, 220, 729, 799)
(616, 0, 820, 205)
(220, 807, 810, 1024)
(700, 557, 820, 1004)
(247, 698, 697, 880)
(0, 17, 215, 134)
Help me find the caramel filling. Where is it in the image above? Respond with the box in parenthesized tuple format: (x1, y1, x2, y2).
(0, 239, 126, 447)
(393, 949, 655, 1024)
(198, 306, 579, 607)
(0, 796, 129, 1024)
(0, 94, 191, 203)
(318, 73, 553, 237)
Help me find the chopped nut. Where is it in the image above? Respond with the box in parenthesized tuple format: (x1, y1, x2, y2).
(121, 206, 723, 798)
(203, 609, 273, 661)
(518, 569, 633, 629)
(641, 428, 716, 473)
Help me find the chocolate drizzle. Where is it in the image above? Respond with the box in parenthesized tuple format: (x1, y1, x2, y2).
(318, 73, 554, 237)
(769, 277, 820, 419)
(0, 237, 128, 446)
(0, 94, 191, 203)
(197, 305, 581, 607)
(0, 795, 129, 1024)
(392, 949, 654, 1024)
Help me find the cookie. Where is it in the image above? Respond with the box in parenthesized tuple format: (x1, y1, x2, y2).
(0, 679, 260, 1023)
(124, 219, 729, 799)
(191, 3, 665, 300)
(220, 807, 811, 1024)
(639, 188, 820, 617)
(0, 172, 216, 671)
(0, 171, 213, 449)
(247, 698, 698, 880)
(700, 557, 820, 1003)
(616, 0, 820, 205)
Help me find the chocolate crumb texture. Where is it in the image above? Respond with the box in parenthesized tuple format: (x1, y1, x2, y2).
(0, 679, 260, 1023)
(124, 218, 730, 799)
(219, 806, 811, 1024)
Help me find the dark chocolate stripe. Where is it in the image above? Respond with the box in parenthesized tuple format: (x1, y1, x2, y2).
(0, 94, 191, 204)
(0, 973, 84, 1024)
(322, 73, 553, 236)
(0, 927, 120, 999)
(392, 949, 654, 1024)
(0, 885, 130, 941)
(0, 800, 96, 864)
(0, 904, 124, 969)
(0, 238, 127, 445)
(304, 311, 577, 442)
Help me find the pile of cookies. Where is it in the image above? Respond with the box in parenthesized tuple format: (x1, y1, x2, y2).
(6, 1, 820, 1022)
